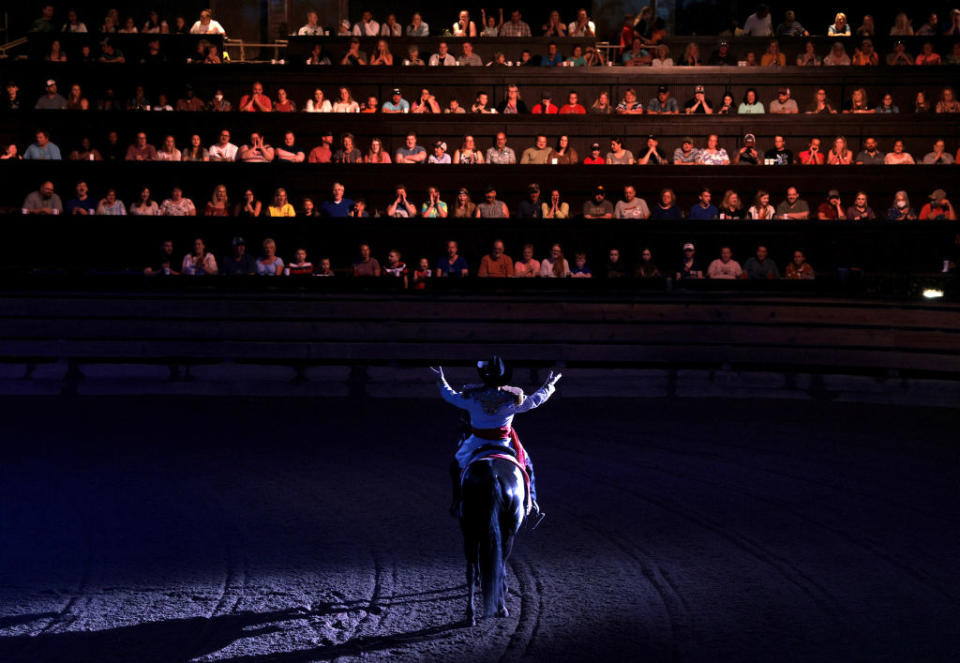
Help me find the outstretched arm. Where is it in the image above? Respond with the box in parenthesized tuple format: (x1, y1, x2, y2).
(514, 371, 562, 413)
(431, 366, 465, 406)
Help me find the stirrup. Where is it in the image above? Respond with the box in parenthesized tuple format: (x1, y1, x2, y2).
(528, 509, 546, 530)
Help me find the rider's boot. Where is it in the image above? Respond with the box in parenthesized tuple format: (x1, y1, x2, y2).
(526, 457, 546, 528)
(449, 459, 461, 518)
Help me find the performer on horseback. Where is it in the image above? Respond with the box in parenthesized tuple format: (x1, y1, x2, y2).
(431, 357, 561, 525)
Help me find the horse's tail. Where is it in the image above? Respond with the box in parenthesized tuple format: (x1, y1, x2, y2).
(479, 481, 504, 618)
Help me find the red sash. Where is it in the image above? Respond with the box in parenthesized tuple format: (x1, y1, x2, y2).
(471, 426, 527, 468)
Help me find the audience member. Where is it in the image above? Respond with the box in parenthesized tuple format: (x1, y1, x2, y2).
(734, 134, 761, 165)
(798, 138, 825, 165)
(353, 244, 381, 277)
(65, 181, 96, 215)
(688, 188, 719, 219)
(550, 136, 578, 165)
(796, 41, 822, 66)
(674, 136, 699, 165)
(125, 186, 157, 216)
(684, 85, 713, 114)
(437, 241, 469, 277)
(209, 130, 238, 161)
(308, 132, 334, 163)
(616, 88, 644, 114)
(476, 186, 509, 218)
(144, 240, 178, 276)
(161, 187, 196, 216)
(497, 85, 528, 114)
(320, 182, 354, 217)
(285, 248, 314, 276)
(875, 92, 899, 114)
(747, 190, 776, 219)
(584, 186, 614, 219)
(785, 250, 815, 279)
(334, 133, 362, 164)
(823, 42, 850, 66)
(276, 132, 305, 163)
(381, 250, 408, 287)
(826, 136, 854, 165)
(395, 132, 427, 164)
(35, 79, 67, 110)
(936, 88, 960, 113)
(769, 87, 798, 114)
(429, 42, 456, 66)
(636, 248, 661, 278)
(744, 246, 781, 279)
(650, 189, 683, 220)
(764, 135, 793, 165)
(182, 238, 218, 275)
(22, 180, 62, 214)
(478, 240, 515, 277)
(817, 189, 846, 220)
(235, 189, 262, 217)
(855, 137, 884, 164)
(386, 185, 417, 217)
(421, 186, 448, 217)
(521, 135, 552, 164)
(919, 189, 957, 220)
(846, 192, 876, 220)
(452, 188, 477, 218)
(411, 89, 441, 114)
(914, 42, 942, 65)
(698, 135, 730, 165)
(883, 140, 915, 164)
(532, 91, 558, 114)
(542, 189, 569, 219)
(238, 132, 275, 163)
(707, 246, 743, 279)
(887, 40, 913, 65)
(887, 191, 917, 220)
(921, 139, 954, 164)
(190, 9, 226, 35)
(540, 244, 571, 278)
(718, 190, 746, 219)
(676, 243, 704, 279)
(828, 12, 851, 36)
(517, 184, 543, 219)
(776, 187, 810, 219)
(407, 12, 429, 36)
(514, 244, 540, 277)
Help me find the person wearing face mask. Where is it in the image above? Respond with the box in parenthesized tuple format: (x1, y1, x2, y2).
(208, 89, 231, 111)
(886, 191, 917, 220)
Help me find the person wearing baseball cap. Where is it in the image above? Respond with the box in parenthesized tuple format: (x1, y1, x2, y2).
(647, 84, 679, 114)
(708, 40, 736, 65)
(817, 189, 846, 220)
(532, 90, 558, 114)
(677, 243, 704, 280)
(684, 84, 713, 114)
(382, 88, 410, 113)
(735, 133, 760, 165)
(919, 189, 957, 221)
(221, 237, 257, 276)
(583, 185, 613, 219)
(34, 79, 67, 110)
(770, 86, 798, 114)
(583, 142, 605, 164)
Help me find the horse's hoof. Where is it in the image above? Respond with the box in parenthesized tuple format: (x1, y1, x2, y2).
(467, 615, 477, 627)
(497, 606, 509, 617)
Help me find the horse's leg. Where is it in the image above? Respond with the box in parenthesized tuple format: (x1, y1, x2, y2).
(465, 557, 476, 626)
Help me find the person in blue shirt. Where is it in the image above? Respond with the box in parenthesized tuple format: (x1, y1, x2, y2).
(570, 252, 592, 278)
(381, 88, 410, 113)
(688, 187, 719, 220)
(540, 42, 564, 66)
(319, 182, 354, 217)
(23, 130, 62, 160)
(65, 180, 97, 215)
(437, 240, 469, 277)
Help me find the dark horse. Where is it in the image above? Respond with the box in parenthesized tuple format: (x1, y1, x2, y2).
(459, 457, 526, 625)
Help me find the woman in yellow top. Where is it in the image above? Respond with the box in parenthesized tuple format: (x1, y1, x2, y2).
(760, 40, 786, 67)
(267, 188, 295, 217)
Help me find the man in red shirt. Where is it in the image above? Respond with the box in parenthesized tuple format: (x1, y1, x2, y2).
(238, 81, 272, 112)
(308, 131, 334, 163)
(583, 142, 605, 164)
(531, 91, 558, 114)
(558, 91, 586, 114)
(798, 138, 825, 165)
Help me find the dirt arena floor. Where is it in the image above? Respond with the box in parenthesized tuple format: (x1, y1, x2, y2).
(1, 395, 958, 662)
